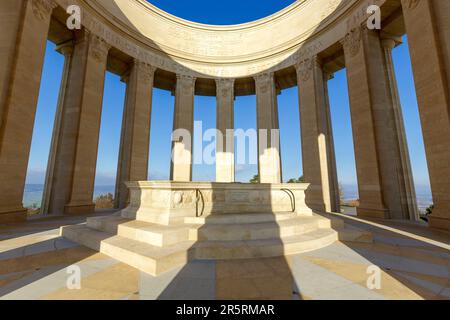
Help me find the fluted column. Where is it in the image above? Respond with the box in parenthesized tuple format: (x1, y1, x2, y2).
(46, 31, 109, 215)
(254, 73, 282, 183)
(115, 60, 156, 209)
(170, 74, 196, 182)
(343, 26, 418, 220)
(0, 0, 56, 223)
(401, 0, 450, 230)
(323, 73, 340, 213)
(381, 36, 419, 221)
(296, 57, 339, 212)
(342, 27, 388, 219)
(215, 79, 235, 182)
(41, 42, 74, 215)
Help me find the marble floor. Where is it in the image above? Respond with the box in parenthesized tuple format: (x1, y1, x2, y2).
(0, 211, 449, 300)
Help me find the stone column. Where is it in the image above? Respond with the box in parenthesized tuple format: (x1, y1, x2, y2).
(343, 26, 419, 220)
(323, 73, 341, 213)
(381, 36, 419, 221)
(41, 41, 74, 215)
(254, 73, 282, 184)
(215, 79, 235, 183)
(401, 0, 450, 230)
(296, 57, 339, 212)
(0, 0, 56, 223)
(46, 31, 109, 215)
(342, 27, 388, 219)
(170, 74, 196, 182)
(115, 60, 156, 209)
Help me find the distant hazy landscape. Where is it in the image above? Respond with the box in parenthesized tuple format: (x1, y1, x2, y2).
(23, 184, 115, 208)
(23, 183, 433, 213)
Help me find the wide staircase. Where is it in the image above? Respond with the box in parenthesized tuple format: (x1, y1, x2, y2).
(61, 211, 371, 276)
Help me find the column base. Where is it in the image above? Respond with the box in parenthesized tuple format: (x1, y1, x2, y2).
(305, 185, 326, 212)
(357, 207, 389, 219)
(64, 203, 96, 215)
(428, 214, 450, 231)
(0, 208, 27, 224)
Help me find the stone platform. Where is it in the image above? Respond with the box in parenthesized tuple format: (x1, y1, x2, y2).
(2, 212, 449, 300)
(61, 182, 372, 276)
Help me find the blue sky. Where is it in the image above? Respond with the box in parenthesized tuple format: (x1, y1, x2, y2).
(25, 0, 431, 200)
(146, 0, 297, 25)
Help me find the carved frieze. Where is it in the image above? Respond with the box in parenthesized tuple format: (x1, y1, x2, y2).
(50, 0, 378, 78)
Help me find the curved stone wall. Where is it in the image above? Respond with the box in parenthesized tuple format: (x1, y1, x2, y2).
(55, 0, 384, 78)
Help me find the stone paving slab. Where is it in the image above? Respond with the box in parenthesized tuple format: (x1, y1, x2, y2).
(0, 213, 448, 300)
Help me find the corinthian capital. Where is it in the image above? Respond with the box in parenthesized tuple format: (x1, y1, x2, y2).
(402, 0, 421, 10)
(135, 60, 157, 84)
(295, 56, 316, 83)
(341, 25, 363, 58)
(176, 74, 196, 95)
(215, 78, 235, 98)
(31, 0, 57, 21)
(89, 35, 111, 63)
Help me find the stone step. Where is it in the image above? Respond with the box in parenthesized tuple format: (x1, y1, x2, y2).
(191, 217, 322, 241)
(88, 215, 325, 245)
(61, 224, 195, 276)
(87, 216, 190, 247)
(61, 224, 339, 275)
(193, 228, 339, 260)
(184, 212, 298, 225)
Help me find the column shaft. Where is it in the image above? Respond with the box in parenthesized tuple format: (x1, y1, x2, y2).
(115, 61, 155, 209)
(402, 0, 450, 229)
(323, 74, 341, 212)
(381, 37, 419, 221)
(254, 73, 282, 183)
(344, 26, 418, 220)
(170, 74, 196, 182)
(46, 31, 109, 215)
(343, 27, 389, 219)
(41, 42, 73, 215)
(215, 79, 235, 183)
(0, 0, 56, 222)
(296, 58, 339, 212)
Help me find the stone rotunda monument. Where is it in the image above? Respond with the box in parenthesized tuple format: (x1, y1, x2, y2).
(0, 0, 449, 276)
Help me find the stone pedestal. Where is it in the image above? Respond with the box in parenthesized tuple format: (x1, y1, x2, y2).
(121, 181, 313, 225)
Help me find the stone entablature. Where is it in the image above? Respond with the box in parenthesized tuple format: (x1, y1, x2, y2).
(53, 0, 385, 78)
